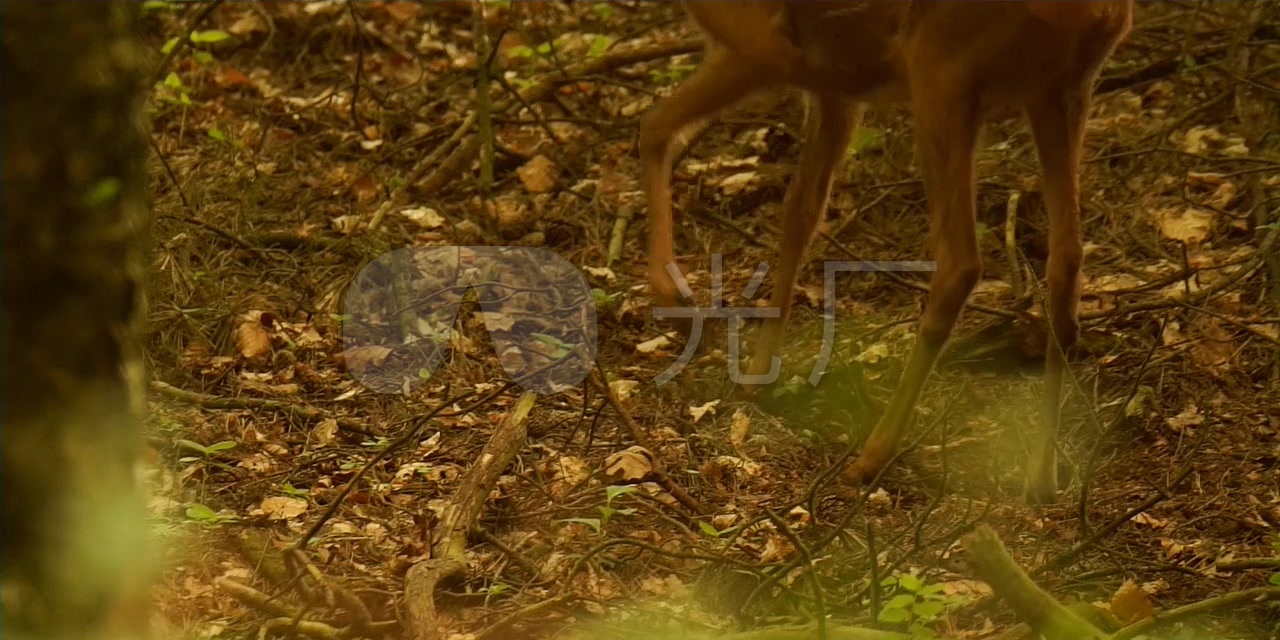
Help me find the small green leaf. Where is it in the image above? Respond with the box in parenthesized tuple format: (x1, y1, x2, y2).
(161, 36, 181, 55)
(886, 594, 917, 610)
(1269, 572, 1280, 586)
(190, 29, 230, 44)
(193, 50, 214, 65)
(1125, 385, 1155, 418)
(588, 35, 614, 58)
(918, 583, 945, 596)
(880, 576, 899, 588)
(205, 440, 236, 453)
(143, 1, 174, 12)
(878, 607, 910, 623)
(849, 127, 885, 155)
(82, 177, 122, 207)
(186, 503, 218, 521)
(507, 45, 534, 59)
(162, 72, 185, 90)
(535, 42, 553, 56)
(605, 485, 638, 505)
(907, 622, 938, 639)
(175, 439, 208, 454)
(698, 521, 721, 537)
(898, 573, 924, 593)
(591, 3, 612, 19)
(207, 127, 227, 142)
(913, 600, 945, 619)
(557, 517, 602, 532)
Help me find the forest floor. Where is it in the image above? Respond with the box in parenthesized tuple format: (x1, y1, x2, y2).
(142, 2, 1280, 639)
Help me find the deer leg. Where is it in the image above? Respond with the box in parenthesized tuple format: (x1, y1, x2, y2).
(746, 93, 859, 382)
(639, 48, 771, 324)
(846, 82, 981, 484)
(1023, 87, 1089, 504)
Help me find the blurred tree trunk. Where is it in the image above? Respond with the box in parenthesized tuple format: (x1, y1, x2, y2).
(1, 3, 152, 639)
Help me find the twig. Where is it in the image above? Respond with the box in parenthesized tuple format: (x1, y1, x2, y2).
(1036, 458, 1197, 578)
(764, 509, 827, 639)
(1005, 191, 1024, 299)
(292, 385, 495, 550)
(472, 594, 576, 640)
(590, 365, 706, 515)
(149, 380, 375, 437)
(1109, 587, 1280, 640)
(366, 38, 702, 231)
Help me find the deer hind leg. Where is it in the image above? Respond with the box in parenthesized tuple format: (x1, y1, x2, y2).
(746, 93, 859, 383)
(1023, 87, 1089, 504)
(846, 75, 982, 485)
(639, 47, 774, 325)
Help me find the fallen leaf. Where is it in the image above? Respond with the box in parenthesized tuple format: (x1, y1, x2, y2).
(689, 400, 720, 423)
(609, 379, 639, 404)
(236, 321, 273, 359)
(352, 175, 378, 203)
(1133, 512, 1169, 529)
(227, 12, 268, 37)
(603, 446, 655, 483)
(1110, 580, 1155, 625)
(480, 311, 516, 332)
(717, 171, 758, 195)
(635, 335, 671, 354)
(584, 266, 616, 282)
(260, 496, 308, 520)
(313, 418, 339, 447)
(729, 409, 752, 449)
(214, 67, 251, 88)
(517, 155, 558, 194)
(1155, 207, 1213, 245)
(546, 455, 590, 500)
(342, 345, 392, 375)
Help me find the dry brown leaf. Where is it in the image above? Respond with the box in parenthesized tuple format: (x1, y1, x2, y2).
(1110, 580, 1155, 625)
(758, 533, 794, 563)
(313, 418, 339, 447)
(259, 496, 308, 520)
(341, 345, 392, 375)
(729, 409, 752, 449)
(635, 335, 671, 354)
(603, 446, 655, 483)
(236, 320, 273, 359)
(689, 400, 720, 423)
(517, 155, 558, 194)
(609, 379, 639, 404)
(352, 174, 378, 203)
(546, 455, 590, 500)
(1155, 207, 1213, 245)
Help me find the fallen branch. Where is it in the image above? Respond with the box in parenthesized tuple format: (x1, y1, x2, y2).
(963, 525, 1108, 640)
(149, 380, 377, 438)
(404, 392, 537, 640)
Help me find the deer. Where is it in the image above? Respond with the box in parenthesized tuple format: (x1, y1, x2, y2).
(638, 0, 1134, 503)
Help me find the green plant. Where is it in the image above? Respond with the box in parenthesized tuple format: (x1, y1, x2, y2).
(154, 71, 193, 106)
(649, 63, 696, 86)
(176, 438, 236, 471)
(556, 485, 639, 535)
(877, 573, 968, 638)
(185, 502, 239, 526)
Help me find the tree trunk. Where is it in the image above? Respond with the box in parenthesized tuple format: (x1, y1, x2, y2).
(0, 3, 151, 639)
